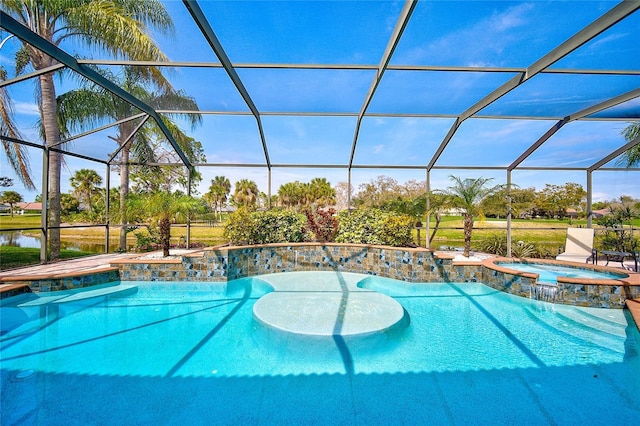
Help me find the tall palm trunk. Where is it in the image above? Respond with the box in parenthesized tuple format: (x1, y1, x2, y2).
(40, 73, 62, 260)
(159, 217, 171, 257)
(428, 211, 442, 245)
(463, 213, 474, 257)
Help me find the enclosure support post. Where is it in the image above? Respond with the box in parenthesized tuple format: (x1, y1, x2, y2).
(186, 168, 192, 248)
(347, 168, 352, 212)
(425, 170, 431, 249)
(506, 170, 512, 258)
(105, 164, 110, 253)
(586, 170, 593, 228)
(40, 147, 50, 263)
(268, 168, 272, 209)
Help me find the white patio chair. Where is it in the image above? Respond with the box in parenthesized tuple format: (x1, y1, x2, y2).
(555, 228, 595, 264)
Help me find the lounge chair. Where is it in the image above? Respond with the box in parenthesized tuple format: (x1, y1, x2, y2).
(556, 228, 595, 264)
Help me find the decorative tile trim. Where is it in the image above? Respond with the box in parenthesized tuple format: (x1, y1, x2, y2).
(7, 244, 639, 309)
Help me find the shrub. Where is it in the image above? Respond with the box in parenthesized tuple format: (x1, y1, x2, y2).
(480, 233, 543, 258)
(511, 240, 539, 258)
(253, 209, 308, 244)
(596, 207, 638, 253)
(223, 207, 258, 245)
(305, 207, 339, 243)
(479, 233, 508, 256)
(224, 208, 307, 245)
(336, 209, 413, 247)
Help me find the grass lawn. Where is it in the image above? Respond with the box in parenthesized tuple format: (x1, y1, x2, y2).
(0, 246, 95, 271)
(2, 214, 636, 268)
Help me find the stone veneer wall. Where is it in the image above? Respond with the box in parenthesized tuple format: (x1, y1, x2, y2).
(10, 269, 121, 293)
(119, 244, 449, 283)
(114, 243, 639, 308)
(481, 262, 640, 309)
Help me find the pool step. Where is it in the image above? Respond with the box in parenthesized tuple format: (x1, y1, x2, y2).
(15, 285, 138, 308)
(52, 284, 137, 304)
(17, 294, 69, 307)
(524, 307, 625, 351)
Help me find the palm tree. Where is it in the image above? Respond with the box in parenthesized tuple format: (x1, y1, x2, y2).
(442, 176, 502, 257)
(0, 66, 34, 189)
(308, 177, 336, 207)
(617, 121, 640, 167)
(57, 67, 202, 251)
(233, 179, 259, 209)
(70, 168, 102, 214)
(0, 190, 23, 217)
(129, 191, 201, 257)
(205, 176, 231, 220)
(278, 181, 304, 209)
(3, 0, 175, 259)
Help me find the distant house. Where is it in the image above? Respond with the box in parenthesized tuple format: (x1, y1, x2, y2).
(16, 202, 43, 214)
(566, 208, 578, 219)
(442, 208, 465, 216)
(591, 208, 610, 219)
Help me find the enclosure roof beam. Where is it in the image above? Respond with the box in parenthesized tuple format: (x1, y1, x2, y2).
(508, 87, 640, 171)
(76, 59, 640, 76)
(0, 63, 65, 88)
(183, 0, 271, 168)
(107, 115, 152, 164)
(0, 11, 192, 169)
(588, 135, 640, 172)
(426, 0, 640, 171)
(54, 113, 148, 147)
(155, 109, 633, 122)
(348, 0, 418, 169)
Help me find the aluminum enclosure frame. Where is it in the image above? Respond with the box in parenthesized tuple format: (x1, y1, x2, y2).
(1, 0, 639, 260)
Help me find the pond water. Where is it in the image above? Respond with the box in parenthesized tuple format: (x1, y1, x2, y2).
(0, 231, 107, 253)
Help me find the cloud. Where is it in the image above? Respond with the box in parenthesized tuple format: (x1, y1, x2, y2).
(13, 101, 40, 116)
(401, 3, 535, 66)
(372, 144, 384, 154)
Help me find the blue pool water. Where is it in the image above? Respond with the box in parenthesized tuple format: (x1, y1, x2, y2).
(495, 262, 627, 284)
(1, 271, 639, 425)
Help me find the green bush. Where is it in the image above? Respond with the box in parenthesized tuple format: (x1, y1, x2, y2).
(596, 207, 639, 253)
(479, 232, 545, 258)
(224, 208, 307, 245)
(336, 209, 414, 247)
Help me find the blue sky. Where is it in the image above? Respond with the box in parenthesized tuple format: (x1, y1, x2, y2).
(1, 0, 639, 203)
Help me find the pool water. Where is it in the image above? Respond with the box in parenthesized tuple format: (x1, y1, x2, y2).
(1, 271, 639, 425)
(496, 262, 627, 284)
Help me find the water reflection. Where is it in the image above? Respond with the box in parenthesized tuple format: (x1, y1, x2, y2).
(0, 231, 108, 253)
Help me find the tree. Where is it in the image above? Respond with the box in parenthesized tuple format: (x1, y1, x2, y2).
(205, 176, 231, 220)
(440, 176, 502, 257)
(535, 183, 586, 219)
(233, 179, 259, 208)
(0, 190, 22, 217)
(334, 181, 353, 211)
(4, 0, 176, 259)
(617, 121, 640, 167)
(278, 181, 305, 209)
(57, 67, 203, 251)
(70, 169, 103, 215)
(60, 193, 80, 216)
(0, 66, 34, 189)
(307, 177, 335, 207)
(128, 191, 201, 257)
(353, 176, 400, 208)
(0, 177, 14, 187)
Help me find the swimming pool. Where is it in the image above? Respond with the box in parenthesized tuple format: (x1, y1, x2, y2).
(2, 271, 639, 424)
(495, 261, 628, 284)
